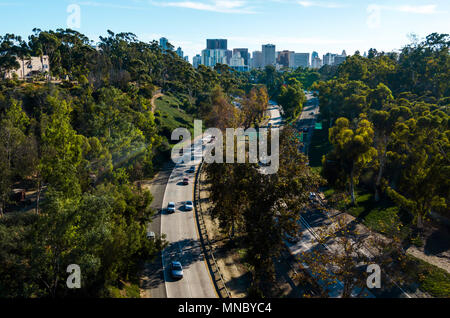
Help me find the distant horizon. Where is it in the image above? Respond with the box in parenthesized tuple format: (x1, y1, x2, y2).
(1, 0, 449, 62)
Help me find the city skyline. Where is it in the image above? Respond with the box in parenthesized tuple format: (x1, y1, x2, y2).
(0, 0, 449, 62)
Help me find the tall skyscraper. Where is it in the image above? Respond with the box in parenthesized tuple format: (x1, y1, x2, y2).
(193, 54, 202, 69)
(233, 48, 249, 66)
(159, 37, 169, 51)
(278, 50, 295, 68)
(294, 53, 310, 68)
(262, 44, 276, 67)
(206, 39, 228, 50)
(334, 50, 348, 65)
(312, 51, 319, 60)
(201, 49, 228, 67)
(176, 47, 184, 58)
(201, 39, 229, 67)
(252, 51, 263, 69)
(323, 53, 337, 66)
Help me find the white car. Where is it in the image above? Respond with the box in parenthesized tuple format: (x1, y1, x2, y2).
(184, 201, 194, 211)
(147, 231, 156, 241)
(309, 192, 317, 201)
(167, 202, 176, 214)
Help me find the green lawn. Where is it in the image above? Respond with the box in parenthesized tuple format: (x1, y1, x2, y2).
(406, 255, 450, 298)
(330, 189, 411, 239)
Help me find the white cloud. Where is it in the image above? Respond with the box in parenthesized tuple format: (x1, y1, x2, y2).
(395, 5, 438, 14)
(149, 0, 257, 14)
(77, 1, 143, 10)
(298, 1, 346, 9)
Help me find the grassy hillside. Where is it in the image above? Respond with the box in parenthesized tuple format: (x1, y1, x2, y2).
(154, 94, 195, 142)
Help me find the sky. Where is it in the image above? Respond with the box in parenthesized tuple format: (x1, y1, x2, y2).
(0, 0, 449, 62)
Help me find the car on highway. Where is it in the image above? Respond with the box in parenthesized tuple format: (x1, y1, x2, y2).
(170, 261, 184, 279)
(188, 166, 196, 173)
(147, 231, 156, 241)
(184, 201, 194, 211)
(182, 177, 189, 185)
(167, 202, 176, 214)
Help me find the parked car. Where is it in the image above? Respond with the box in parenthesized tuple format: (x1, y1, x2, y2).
(170, 261, 184, 279)
(184, 201, 194, 211)
(188, 166, 196, 173)
(147, 231, 156, 241)
(167, 202, 176, 214)
(182, 177, 189, 185)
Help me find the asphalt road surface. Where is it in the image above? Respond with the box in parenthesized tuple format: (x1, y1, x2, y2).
(160, 135, 217, 298)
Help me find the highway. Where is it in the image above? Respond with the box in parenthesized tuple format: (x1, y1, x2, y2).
(160, 135, 217, 298)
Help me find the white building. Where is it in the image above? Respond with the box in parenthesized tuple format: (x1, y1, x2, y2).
(311, 56, 323, 69)
(323, 53, 337, 66)
(230, 52, 245, 67)
(6, 56, 50, 80)
(201, 49, 228, 67)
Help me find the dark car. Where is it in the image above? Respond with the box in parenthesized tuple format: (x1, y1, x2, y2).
(303, 127, 309, 132)
(170, 261, 184, 279)
(188, 166, 196, 173)
(182, 177, 189, 185)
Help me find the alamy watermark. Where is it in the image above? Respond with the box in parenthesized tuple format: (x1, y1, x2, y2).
(171, 120, 280, 175)
(67, 4, 81, 29)
(366, 264, 381, 289)
(66, 264, 81, 289)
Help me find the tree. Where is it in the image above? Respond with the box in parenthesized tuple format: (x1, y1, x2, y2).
(386, 109, 449, 230)
(241, 85, 268, 129)
(277, 78, 306, 120)
(326, 117, 377, 204)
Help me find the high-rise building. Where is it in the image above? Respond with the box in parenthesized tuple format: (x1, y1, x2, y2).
(230, 51, 249, 71)
(323, 53, 337, 66)
(200, 39, 229, 67)
(311, 57, 323, 69)
(160, 37, 169, 51)
(226, 50, 232, 65)
(278, 50, 295, 68)
(233, 48, 249, 66)
(201, 49, 228, 67)
(193, 54, 202, 69)
(176, 47, 184, 58)
(251, 51, 263, 69)
(294, 53, 310, 68)
(334, 51, 347, 66)
(262, 44, 276, 67)
(184, 56, 189, 62)
(206, 39, 227, 50)
(312, 51, 319, 60)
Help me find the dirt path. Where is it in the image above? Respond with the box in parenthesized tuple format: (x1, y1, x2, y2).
(151, 90, 164, 113)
